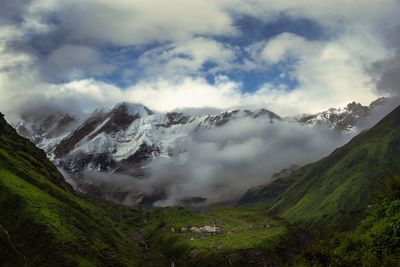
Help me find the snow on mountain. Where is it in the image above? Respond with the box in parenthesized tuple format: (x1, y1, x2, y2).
(15, 99, 387, 169)
(13, 113, 79, 153)
(12, 98, 388, 205)
(15, 102, 281, 174)
(293, 97, 387, 131)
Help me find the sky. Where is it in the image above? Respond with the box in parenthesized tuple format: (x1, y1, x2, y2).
(1, 0, 400, 119)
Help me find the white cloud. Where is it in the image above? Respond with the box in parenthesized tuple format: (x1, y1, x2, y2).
(0, 0, 399, 120)
(242, 31, 390, 115)
(22, 0, 400, 47)
(31, 0, 236, 46)
(127, 77, 243, 111)
(137, 37, 236, 79)
(143, 117, 353, 206)
(259, 32, 320, 64)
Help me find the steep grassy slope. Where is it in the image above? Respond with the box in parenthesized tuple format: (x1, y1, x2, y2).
(0, 113, 163, 266)
(295, 177, 400, 266)
(241, 105, 400, 233)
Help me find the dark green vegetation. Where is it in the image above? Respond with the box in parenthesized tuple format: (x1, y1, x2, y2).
(295, 178, 400, 266)
(1, 104, 400, 266)
(241, 104, 400, 234)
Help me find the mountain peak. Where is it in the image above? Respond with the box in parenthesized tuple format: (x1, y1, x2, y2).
(295, 98, 387, 131)
(112, 102, 154, 116)
(346, 101, 363, 110)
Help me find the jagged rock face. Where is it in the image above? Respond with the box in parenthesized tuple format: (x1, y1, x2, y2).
(162, 112, 192, 127)
(201, 110, 241, 127)
(196, 109, 281, 129)
(295, 97, 387, 131)
(252, 108, 282, 121)
(61, 152, 117, 173)
(53, 115, 104, 158)
(37, 102, 281, 175)
(53, 103, 146, 158)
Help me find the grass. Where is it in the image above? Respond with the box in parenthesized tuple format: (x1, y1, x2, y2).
(293, 178, 400, 266)
(141, 207, 294, 266)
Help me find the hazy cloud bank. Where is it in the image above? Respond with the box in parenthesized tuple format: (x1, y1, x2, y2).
(79, 117, 355, 206)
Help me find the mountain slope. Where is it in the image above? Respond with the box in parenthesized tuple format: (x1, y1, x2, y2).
(0, 113, 159, 266)
(297, 183, 400, 266)
(241, 105, 400, 232)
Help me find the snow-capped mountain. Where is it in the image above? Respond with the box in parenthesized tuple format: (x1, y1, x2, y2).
(14, 102, 282, 198)
(294, 97, 387, 131)
(13, 98, 387, 205)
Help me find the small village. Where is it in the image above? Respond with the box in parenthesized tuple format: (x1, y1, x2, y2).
(169, 223, 279, 235)
(170, 225, 222, 234)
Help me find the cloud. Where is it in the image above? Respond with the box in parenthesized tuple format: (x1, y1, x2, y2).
(74, 114, 355, 207)
(0, 0, 399, 119)
(258, 32, 320, 64)
(243, 31, 389, 115)
(127, 77, 243, 111)
(39, 45, 115, 81)
(138, 117, 353, 206)
(30, 0, 235, 46)
(137, 37, 236, 79)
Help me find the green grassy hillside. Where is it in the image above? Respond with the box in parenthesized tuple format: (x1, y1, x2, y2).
(241, 105, 400, 233)
(295, 177, 400, 266)
(0, 113, 164, 266)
